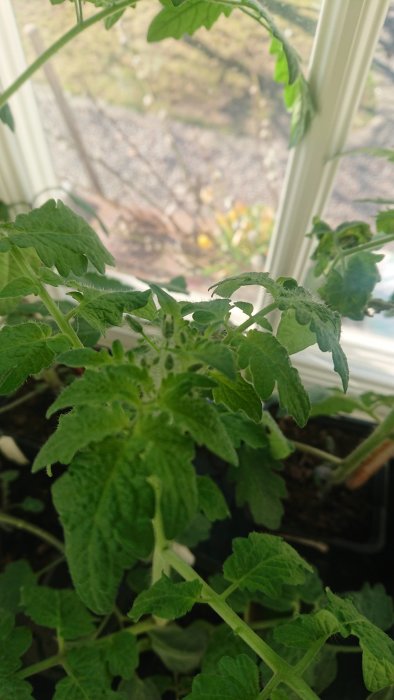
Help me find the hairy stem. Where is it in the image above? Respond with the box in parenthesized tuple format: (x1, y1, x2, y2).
(164, 548, 319, 700)
(235, 302, 278, 335)
(0, 1, 137, 109)
(18, 653, 65, 680)
(291, 440, 342, 465)
(149, 477, 170, 585)
(331, 409, 394, 484)
(0, 384, 48, 416)
(0, 511, 64, 553)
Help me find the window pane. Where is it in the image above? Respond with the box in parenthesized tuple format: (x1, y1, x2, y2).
(13, 0, 320, 292)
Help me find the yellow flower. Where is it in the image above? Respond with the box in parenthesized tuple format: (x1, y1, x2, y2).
(197, 233, 214, 250)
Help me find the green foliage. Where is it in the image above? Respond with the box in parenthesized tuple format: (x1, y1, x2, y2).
(0, 102, 15, 131)
(186, 653, 260, 700)
(197, 475, 229, 521)
(147, 0, 232, 41)
(148, 623, 209, 673)
(0, 611, 33, 700)
(53, 646, 119, 700)
(130, 575, 202, 621)
(21, 585, 96, 639)
(0, 561, 36, 614)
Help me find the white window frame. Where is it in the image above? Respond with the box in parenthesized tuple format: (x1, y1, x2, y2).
(1, 0, 393, 392)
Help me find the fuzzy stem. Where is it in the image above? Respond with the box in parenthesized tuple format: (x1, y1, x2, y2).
(0, 383, 48, 416)
(164, 548, 319, 700)
(236, 302, 278, 334)
(0, 1, 137, 109)
(330, 409, 394, 485)
(0, 511, 64, 553)
(291, 440, 342, 465)
(17, 653, 65, 679)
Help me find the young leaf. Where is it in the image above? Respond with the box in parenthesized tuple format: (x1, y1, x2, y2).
(318, 252, 382, 320)
(0, 561, 36, 614)
(21, 585, 95, 640)
(32, 403, 130, 472)
(233, 446, 287, 529)
(101, 631, 139, 680)
(0, 610, 33, 699)
(118, 676, 161, 700)
(52, 439, 154, 613)
(347, 584, 394, 632)
(197, 475, 229, 521)
(191, 341, 236, 380)
(186, 654, 260, 700)
(129, 575, 202, 621)
(0, 102, 15, 131)
(367, 688, 394, 700)
(326, 590, 394, 693)
(46, 365, 145, 417)
(262, 411, 293, 459)
(212, 371, 262, 422)
(140, 419, 198, 539)
(160, 390, 238, 465)
(148, 623, 209, 673)
(0, 322, 70, 395)
(276, 308, 317, 355)
(0, 277, 37, 299)
(223, 533, 312, 599)
(220, 412, 268, 450)
(0, 200, 114, 276)
(69, 287, 152, 333)
(237, 330, 310, 427)
(57, 347, 112, 368)
(147, 0, 232, 42)
(0, 677, 34, 700)
(53, 646, 118, 700)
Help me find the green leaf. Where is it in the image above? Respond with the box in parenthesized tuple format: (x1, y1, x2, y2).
(347, 584, 394, 632)
(53, 646, 118, 700)
(1, 200, 114, 276)
(178, 513, 212, 547)
(233, 446, 286, 529)
(220, 412, 268, 450)
(130, 575, 202, 621)
(186, 654, 260, 700)
(0, 610, 32, 698)
(238, 330, 310, 427)
(223, 533, 312, 599)
(309, 388, 371, 418)
(0, 322, 70, 395)
(192, 341, 236, 380)
(277, 309, 317, 354)
(0, 561, 36, 614)
(197, 475, 229, 521)
(262, 411, 293, 459)
(367, 688, 394, 700)
(140, 419, 198, 539)
(19, 497, 45, 513)
(52, 439, 154, 613)
(22, 585, 95, 640)
(102, 631, 139, 680)
(326, 590, 394, 693)
(0, 677, 34, 700)
(148, 622, 209, 673)
(201, 625, 256, 673)
(148, 0, 232, 42)
(377, 209, 394, 234)
(0, 277, 37, 299)
(161, 391, 238, 465)
(273, 609, 339, 648)
(318, 252, 382, 320)
(70, 287, 152, 333)
(0, 102, 15, 131)
(181, 299, 231, 324)
(33, 403, 130, 471)
(47, 364, 145, 416)
(118, 676, 161, 700)
(57, 347, 112, 368)
(212, 371, 262, 422)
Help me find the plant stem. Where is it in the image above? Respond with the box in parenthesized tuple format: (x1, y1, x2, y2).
(259, 674, 282, 699)
(236, 302, 278, 334)
(0, 511, 64, 553)
(0, 1, 137, 109)
(18, 653, 65, 679)
(326, 644, 361, 653)
(251, 616, 295, 631)
(149, 477, 170, 585)
(164, 548, 319, 700)
(0, 383, 48, 416)
(291, 440, 342, 465)
(330, 409, 394, 484)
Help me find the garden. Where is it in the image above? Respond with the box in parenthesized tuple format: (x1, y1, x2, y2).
(0, 1, 393, 699)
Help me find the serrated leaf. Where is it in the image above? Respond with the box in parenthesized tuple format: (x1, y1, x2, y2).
(70, 287, 152, 333)
(0, 609, 32, 680)
(53, 646, 118, 700)
(161, 391, 238, 465)
(234, 446, 286, 529)
(57, 347, 112, 368)
(178, 513, 211, 547)
(52, 440, 154, 613)
(118, 676, 161, 700)
(318, 252, 382, 320)
(367, 687, 394, 699)
(238, 331, 310, 427)
(223, 533, 312, 599)
(0, 561, 36, 614)
(197, 475, 229, 521)
(181, 299, 231, 324)
(102, 631, 139, 680)
(47, 365, 145, 417)
(0, 322, 70, 395)
(148, 0, 231, 42)
(192, 341, 236, 380)
(347, 584, 394, 632)
(212, 371, 262, 422)
(0, 277, 37, 299)
(33, 403, 129, 471)
(220, 412, 268, 450)
(21, 585, 95, 640)
(273, 609, 339, 648)
(326, 590, 394, 693)
(0, 200, 114, 276)
(309, 388, 370, 418)
(277, 309, 317, 354)
(201, 625, 256, 673)
(148, 623, 209, 673)
(130, 575, 202, 621)
(186, 654, 260, 700)
(140, 419, 198, 539)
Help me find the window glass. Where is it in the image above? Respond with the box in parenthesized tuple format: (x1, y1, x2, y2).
(323, 7, 394, 339)
(12, 0, 320, 292)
